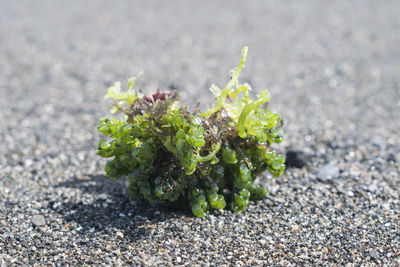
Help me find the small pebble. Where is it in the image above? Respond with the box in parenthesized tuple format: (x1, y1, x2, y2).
(31, 215, 46, 227)
(315, 163, 340, 182)
(116, 232, 124, 239)
(370, 250, 380, 259)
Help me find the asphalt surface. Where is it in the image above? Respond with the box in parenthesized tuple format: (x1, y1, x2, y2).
(1, 0, 399, 266)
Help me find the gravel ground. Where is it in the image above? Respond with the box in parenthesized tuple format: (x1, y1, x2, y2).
(1, 0, 399, 266)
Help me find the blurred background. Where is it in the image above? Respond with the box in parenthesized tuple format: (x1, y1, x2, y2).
(2, 1, 399, 132)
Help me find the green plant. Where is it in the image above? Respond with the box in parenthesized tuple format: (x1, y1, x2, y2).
(97, 47, 285, 217)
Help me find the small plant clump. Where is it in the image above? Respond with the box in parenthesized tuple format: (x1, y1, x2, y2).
(96, 47, 285, 217)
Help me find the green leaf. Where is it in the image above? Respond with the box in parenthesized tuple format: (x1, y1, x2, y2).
(222, 146, 238, 164)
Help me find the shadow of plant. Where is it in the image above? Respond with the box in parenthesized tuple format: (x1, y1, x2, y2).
(52, 174, 190, 241)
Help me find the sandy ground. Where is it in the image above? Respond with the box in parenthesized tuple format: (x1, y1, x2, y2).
(1, 0, 399, 265)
